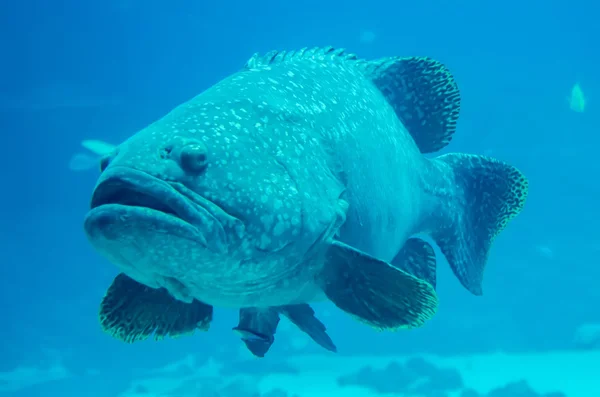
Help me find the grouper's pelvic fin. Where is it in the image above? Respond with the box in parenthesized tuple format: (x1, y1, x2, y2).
(234, 305, 337, 358)
(433, 153, 529, 295)
(234, 307, 279, 358)
(99, 273, 213, 343)
(244, 46, 460, 154)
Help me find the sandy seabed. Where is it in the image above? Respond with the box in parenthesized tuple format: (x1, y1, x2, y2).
(120, 351, 599, 397)
(2, 350, 597, 396)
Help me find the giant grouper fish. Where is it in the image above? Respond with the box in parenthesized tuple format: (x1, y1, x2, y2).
(83, 46, 528, 357)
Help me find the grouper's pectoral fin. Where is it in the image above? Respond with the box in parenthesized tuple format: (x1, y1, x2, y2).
(391, 237, 437, 290)
(234, 305, 337, 358)
(318, 240, 438, 330)
(99, 273, 213, 343)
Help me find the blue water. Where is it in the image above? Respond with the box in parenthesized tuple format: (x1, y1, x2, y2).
(0, 0, 598, 396)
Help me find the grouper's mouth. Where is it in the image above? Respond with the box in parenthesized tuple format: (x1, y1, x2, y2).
(87, 167, 237, 252)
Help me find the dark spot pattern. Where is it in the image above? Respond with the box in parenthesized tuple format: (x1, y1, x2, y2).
(365, 56, 461, 154)
(99, 273, 213, 343)
(391, 237, 437, 290)
(434, 153, 529, 295)
(321, 242, 438, 331)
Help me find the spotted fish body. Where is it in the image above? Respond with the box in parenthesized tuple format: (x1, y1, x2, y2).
(84, 47, 528, 349)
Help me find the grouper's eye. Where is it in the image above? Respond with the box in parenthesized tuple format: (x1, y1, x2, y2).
(176, 142, 209, 175)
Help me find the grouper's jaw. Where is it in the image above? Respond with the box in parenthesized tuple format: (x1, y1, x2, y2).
(83, 166, 245, 299)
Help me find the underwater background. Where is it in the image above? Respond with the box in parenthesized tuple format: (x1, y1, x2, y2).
(0, 0, 598, 396)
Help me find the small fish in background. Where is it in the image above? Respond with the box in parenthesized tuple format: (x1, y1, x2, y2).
(69, 139, 116, 172)
(573, 323, 600, 349)
(535, 244, 554, 260)
(359, 29, 376, 44)
(568, 83, 586, 113)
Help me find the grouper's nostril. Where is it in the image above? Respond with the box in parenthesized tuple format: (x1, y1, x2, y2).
(179, 142, 208, 174)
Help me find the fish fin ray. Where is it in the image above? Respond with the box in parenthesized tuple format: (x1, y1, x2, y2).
(361, 56, 460, 153)
(278, 304, 337, 353)
(234, 307, 280, 358)
(433, 153, 528, 295)
(318, 240, 438, 330)
(244, 46, 360, 69)
(99, 273, 212, 343)
(391, 237, 437, 290)
(244, 48, 459, 154)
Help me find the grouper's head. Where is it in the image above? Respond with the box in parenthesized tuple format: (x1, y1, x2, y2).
(84, 94, 341, 303)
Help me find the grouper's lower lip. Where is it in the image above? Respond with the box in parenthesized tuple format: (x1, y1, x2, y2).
(86, 167, 227, 252)
(85, 203, 208, 246)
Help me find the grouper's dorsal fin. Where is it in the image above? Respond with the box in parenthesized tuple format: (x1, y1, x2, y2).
(244, 46, 360, 69)
(244, 48, 459, 153)
(359, 56, 461, 153)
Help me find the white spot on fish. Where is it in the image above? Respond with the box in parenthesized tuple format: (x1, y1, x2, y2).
(273, 221, 286, 236)
(259, 234, 272, 249)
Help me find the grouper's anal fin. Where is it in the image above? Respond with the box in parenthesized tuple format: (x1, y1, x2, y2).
(318, 240, 438, 330)
(234, 305, 337, 358)
(99, 273, 213, 343)
(433, 153, 529, 295)
(279, 304, 337, 353)
(391, 237, 437, 290)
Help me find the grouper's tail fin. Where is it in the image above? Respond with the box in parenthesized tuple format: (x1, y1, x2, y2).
(433, 153, 529, 295)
